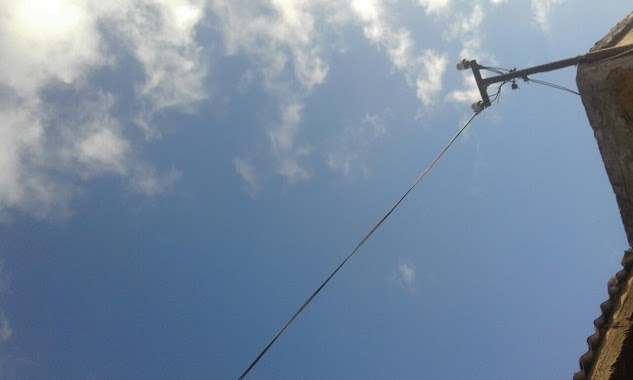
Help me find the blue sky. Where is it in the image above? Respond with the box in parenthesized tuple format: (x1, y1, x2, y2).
(0, 1, 631, 379)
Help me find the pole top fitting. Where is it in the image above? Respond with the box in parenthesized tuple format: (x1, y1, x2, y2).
(471, 101, 485, 113)
(456, 59, 471, 71)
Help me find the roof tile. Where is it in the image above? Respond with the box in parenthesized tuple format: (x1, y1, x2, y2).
(573, 249, 633, 379)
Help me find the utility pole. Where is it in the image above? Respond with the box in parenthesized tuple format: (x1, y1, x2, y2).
(457, 43, 633, 111)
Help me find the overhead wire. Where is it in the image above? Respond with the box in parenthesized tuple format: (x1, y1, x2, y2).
(480, 65, 513, 74)
(480, 62, 580, 99)
(482, 73, 580, 104)
(236, 111, 481, 380)
(488, 80, 509, 104)
(523, 77, 580, 95)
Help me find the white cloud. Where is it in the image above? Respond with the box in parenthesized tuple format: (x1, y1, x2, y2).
(129, 165, 181, 197)
(268, 104, 313, 183)
(442, 3, 497, 105)
(416, 50, 448, 106)
(76, 129, 129, 175)
(351, 1, 448, 106)
(0, 0, 106, 98)
(531, 0, 565, 32)
(447, 3, 484, 37)
(416, 0, 451, 15)
(396, 263, 416, 291)
(325, 112, 388, 178)
(1, 0, 557, 205)
(103, 0, 208, 115)
(363, 113, 387, 137)
(210, 0, 334, 185)
(209, 0, 329, 93)
(216, 1, 521, 191)
(64, 93, 130, 177)
(447, 74, 480, 103)
(0, 103, 71, 219)
(234, 158, 259, 196)
(0, 0, 208, 218)
(0, 260, 11, 344)
(0, 314, 11, 343)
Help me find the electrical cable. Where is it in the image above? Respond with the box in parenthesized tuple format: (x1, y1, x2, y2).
(483, 67, 505, 75)
(236, 111, 481, 380)
(488, 80, 509, 103)
(485, 75, 579, 104)
(524, 78, 580, 95)
(480, 65, 512, 74)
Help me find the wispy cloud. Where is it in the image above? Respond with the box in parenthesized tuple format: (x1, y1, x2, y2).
(210, 0, 333, 184)
(0, 0, 565, 210)
(352, 0, 448, 107)
(416, 0, 451, 15)
(0, 0, 206, 218)
(443, 3, 496, 105)
(395, 262, 416, 291)
(209, 0, 329, 92)
(0, 314, 11, 344)
(325, 111, 389, 179)
(128, 166, 181, 197)
(0, 260, 12, 343)
(234, 157, 259, 197)
(268, 103, 313, 183)
(531, 0, 565, 32)
(218, 0, 452, 190)
(97, 0, 209, 136)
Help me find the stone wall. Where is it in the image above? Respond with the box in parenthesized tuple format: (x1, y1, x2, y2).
(577, 13, 633, 246)
(576, 11, 633, 380)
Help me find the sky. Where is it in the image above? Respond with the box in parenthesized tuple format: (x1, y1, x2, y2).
(0, 0, 632, 379)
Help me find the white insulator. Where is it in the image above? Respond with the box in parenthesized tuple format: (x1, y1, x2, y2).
(471, 101, 484, 113)
(456, 59, 470, 71)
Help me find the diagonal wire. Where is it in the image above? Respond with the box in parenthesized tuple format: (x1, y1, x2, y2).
(524, 78, 580, 95)
(480, 65, 512, 74)
(488, 80, 509, 104)
(237, 111, 481, 380)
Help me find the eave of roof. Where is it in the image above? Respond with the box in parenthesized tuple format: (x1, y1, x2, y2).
(573, 250, 633, 380)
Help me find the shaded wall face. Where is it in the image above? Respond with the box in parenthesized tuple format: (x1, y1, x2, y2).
(611, 330, 633, 380)
(577, 41, 633, 246)
(576, 18, 633, 380)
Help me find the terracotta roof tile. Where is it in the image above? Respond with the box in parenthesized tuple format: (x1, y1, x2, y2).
(572, 249, 633, 379)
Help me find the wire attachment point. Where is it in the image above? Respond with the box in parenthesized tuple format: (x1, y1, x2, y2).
(456, 59, 471, 71)
(471, 101, 485, 113)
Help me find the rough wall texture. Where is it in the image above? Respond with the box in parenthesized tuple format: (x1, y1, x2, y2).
(589, 13, 633, 51)
(577, 13, 633, 246)
(589, 270, 633, 380)
(576, 11, 633, 380)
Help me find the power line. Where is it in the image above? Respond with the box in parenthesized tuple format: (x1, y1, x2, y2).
(490, 76, 580, 103)
(237, 111, 481, 380)
(458, 43, 633, 108)
(523, 77, 580, 95)
(488, 80, 509, 104)
(481, 65, 512, 75)
(478, 63, 580, 100)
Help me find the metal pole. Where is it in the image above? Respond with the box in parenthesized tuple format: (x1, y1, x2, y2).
(468, 43, 633, 108)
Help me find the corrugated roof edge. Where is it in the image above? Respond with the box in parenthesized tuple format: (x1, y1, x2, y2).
(572, 249, 633, 380)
